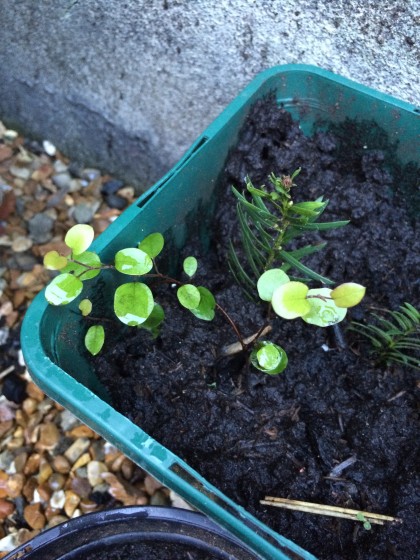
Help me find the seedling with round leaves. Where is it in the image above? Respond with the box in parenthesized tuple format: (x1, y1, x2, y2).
(43, 224, 217, 356)
(42, 169, 366, 376)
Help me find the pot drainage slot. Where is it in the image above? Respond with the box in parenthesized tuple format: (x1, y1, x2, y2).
(136, 185, 163, 209)
(174, 136, 209, 170)
(136, 136, 209, 210)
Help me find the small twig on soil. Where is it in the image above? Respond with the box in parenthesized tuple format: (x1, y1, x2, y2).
(328, 455, 357, 478)
(0, 365, 15, 380)
(387, 390, 406, 402)
(220, 325, 272, 356)
(260, 496, 402, 526)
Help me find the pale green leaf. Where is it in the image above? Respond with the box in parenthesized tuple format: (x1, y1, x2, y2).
(115, 248, 153, 276)
(79, 299, 92, 316)
(302, 288, 347, 327)
(331, 283, 366, 308)
(114, 282, 154, 326)
(183, 256, 198, 277)
(271, 281, 310, 319)
(250, 341, 288, 375)
(45, 273, 83, 305)
(85, 325, 105, 356)
(177, 284, 201, 310)
(65, 224, 94, 255)
(257, 269, 290, 302)
(138, 233, 164, 258)
(190, 287, 216, 321)
(43, 251, 68, 271)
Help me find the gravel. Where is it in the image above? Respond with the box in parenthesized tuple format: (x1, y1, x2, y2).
(0, 124, 188, 557)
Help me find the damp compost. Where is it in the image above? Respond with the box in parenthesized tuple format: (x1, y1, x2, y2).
(94, 96, 419, 560)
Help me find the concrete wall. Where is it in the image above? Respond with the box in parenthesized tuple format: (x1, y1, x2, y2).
(0, 0, 418, 190)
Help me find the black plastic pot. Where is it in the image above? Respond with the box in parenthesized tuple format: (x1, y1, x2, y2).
(4, 506, 260, 560)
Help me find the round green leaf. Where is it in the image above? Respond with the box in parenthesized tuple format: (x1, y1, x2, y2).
(79, 299, 92, 316)
(114, 282, 154, 326)
(43, 250, 68, 271)
(115, 248, 153, 276)
(257, 269, 290, 302)
(45, 273, 83, 305)
(183, 256, 198, 278)
(85, 325, 105, 356)
(177, 284, 201, 310)
(302, 288, 347, 327)
(272, 281, 310, 319)
(65, 224, 94, 255)
(140, 303, 165, 331)
(64, 251, 102, 281)
(251, 341, 288, 375)
(331, 283, 366, 308)
(190, 287, 216, 321)
(138, 233, 164, 258)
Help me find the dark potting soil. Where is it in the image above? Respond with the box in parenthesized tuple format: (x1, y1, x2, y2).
(94, 97, 419, 560)
(80, 541, 227, 560)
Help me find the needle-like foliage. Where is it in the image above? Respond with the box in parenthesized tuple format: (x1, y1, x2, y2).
(349, 303, 420, 370)
(229, 170, 349, 297)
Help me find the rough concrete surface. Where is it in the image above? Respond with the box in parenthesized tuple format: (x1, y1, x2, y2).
(0, 0, 418, 189)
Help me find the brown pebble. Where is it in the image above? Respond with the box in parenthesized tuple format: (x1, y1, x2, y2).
(79, 499, 99, 513)
(120, 458, 134, 481)
(26, 383, 45, 402)
(87, 461, 108, 487)
(0, 421, 14, 439)
(36, 482, 52, 502)
(89, 441, 105, 462)
(102, 472, 147, 506)
(24, 453, 41, 475)
(7, 436, 24, 450)
(13, 451, 28, 473)
(48, 472, 66, 491)
(71, 452, 91, 472)
(52, 455, 71, 474)
(22, 398, 38, 415)
(24, 503, 46, 530)
(43, 505, 62, 522)
(64, 438, 90, 464)
(23, 477, 38, 502)
(14, 410, 27, 428)
(70, 476, 91, 499)
(47, 515, 68, 528)
(38, 460, 53, 484)
(69, 425, 97, 439)
(110, 453, 125, 472)
(6, 473, 25, 498)
(103, 445, 120, 466)
(36, 423, 60, 451)
(26, 409, 43, 430)
(64, 490, 80, 518)
(0, 472, 8, 499)
(0, 499, 15, 520)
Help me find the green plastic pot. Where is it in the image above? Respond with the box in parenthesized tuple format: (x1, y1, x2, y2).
(21, 65, 419, 560)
